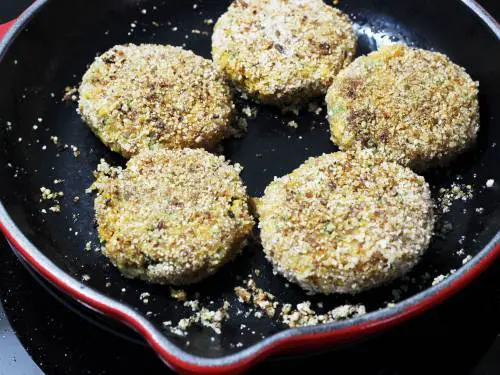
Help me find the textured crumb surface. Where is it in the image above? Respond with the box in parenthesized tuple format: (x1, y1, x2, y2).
(92, 148, 255, 285)
(79, 44, 234, 158)
(281, 301, 366, 327)
(326, 44, 479, 169)
(166, 300, 230, 336)
(235, 279, 278, 318)
(212, 0, 356, 106)
(257, 150, 435, 294)
(234, 278, 366, 327)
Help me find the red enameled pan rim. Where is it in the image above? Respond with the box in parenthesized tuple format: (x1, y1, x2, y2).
(0, 0, 499, 373)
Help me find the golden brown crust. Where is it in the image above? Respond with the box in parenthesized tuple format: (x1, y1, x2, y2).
(326, 44, 479, 170)
(257, 150, 434, 294)
(93, 148, 255, 285)
(79, 44, 234, 158)
(212, 0, 356, 106)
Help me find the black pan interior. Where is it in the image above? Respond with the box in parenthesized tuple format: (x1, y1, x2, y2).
(1, 0, 499, 359)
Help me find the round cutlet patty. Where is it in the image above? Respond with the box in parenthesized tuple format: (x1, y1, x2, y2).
(326, 44, 479, 170)
(257, 150, 434, 295)
(92, 148, 255, 285)
(79, 44, 234, 158)
(212, 0, 357, 106)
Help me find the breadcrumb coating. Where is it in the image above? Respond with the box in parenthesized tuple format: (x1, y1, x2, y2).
(212, 0, 356, 106)
(326, 44, 479, 169)
(79, 44, 234, 158)
(257, 150, 434, 294)
(92, 148, 255, 285)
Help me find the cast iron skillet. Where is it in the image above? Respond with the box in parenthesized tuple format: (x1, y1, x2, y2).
(0, 0, 499, 373)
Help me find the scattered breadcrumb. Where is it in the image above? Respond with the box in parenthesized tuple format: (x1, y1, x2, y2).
(282, 301, 366, 328)
(432, 269, 456, 286)
(63, 86, 78, 101)
(462, 255, 473, 264)
(235, 279, 277, 318)
(40, 187, 64, 201)
(486, 179, 495, 188)
(40, 186, 64, 214)
(438, 183, 474, 214)
(49, 205, 61, 213)
(139, 292, 150, 304)
(70, 145, 80, 157)
(184, 300, 200, 312)
(170, 288, 187, 301)
(235, 279, 366, 327)
(287, 120, 298, 129)
(167, 301, 230, 336)
(432, 274, 446, 286)
(241, 106, 258, 119)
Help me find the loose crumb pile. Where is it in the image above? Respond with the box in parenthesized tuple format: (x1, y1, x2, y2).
(432, 269, 457, 286)
(235, 279, 278, 318)
(282, 301, 366, 328)
(40, 186, 64, 213)
(235, 279, 366, 328)
(170, 288, 187, 301)
(165, 300, 230, 336)
(438, 182, 474, 214)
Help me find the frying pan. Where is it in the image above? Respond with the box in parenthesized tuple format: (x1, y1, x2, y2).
(0, 0, 499, 373)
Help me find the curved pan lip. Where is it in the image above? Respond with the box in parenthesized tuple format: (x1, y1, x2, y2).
(1, 0, 500, 373)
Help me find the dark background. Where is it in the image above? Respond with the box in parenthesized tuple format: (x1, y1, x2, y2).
(1, 1, 500, 374)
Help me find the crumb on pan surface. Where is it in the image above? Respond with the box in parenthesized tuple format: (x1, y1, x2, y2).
(79, 44, 234, 158)
(92, 148, 255, 285)
(257, 149, 435, 294)
(281, 301, 366, 327)
(212, 0, 357, 106)
(326, 43, 479, 170)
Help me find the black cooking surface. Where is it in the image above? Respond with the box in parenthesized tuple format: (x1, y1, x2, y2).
(1, 0, 500, 374)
